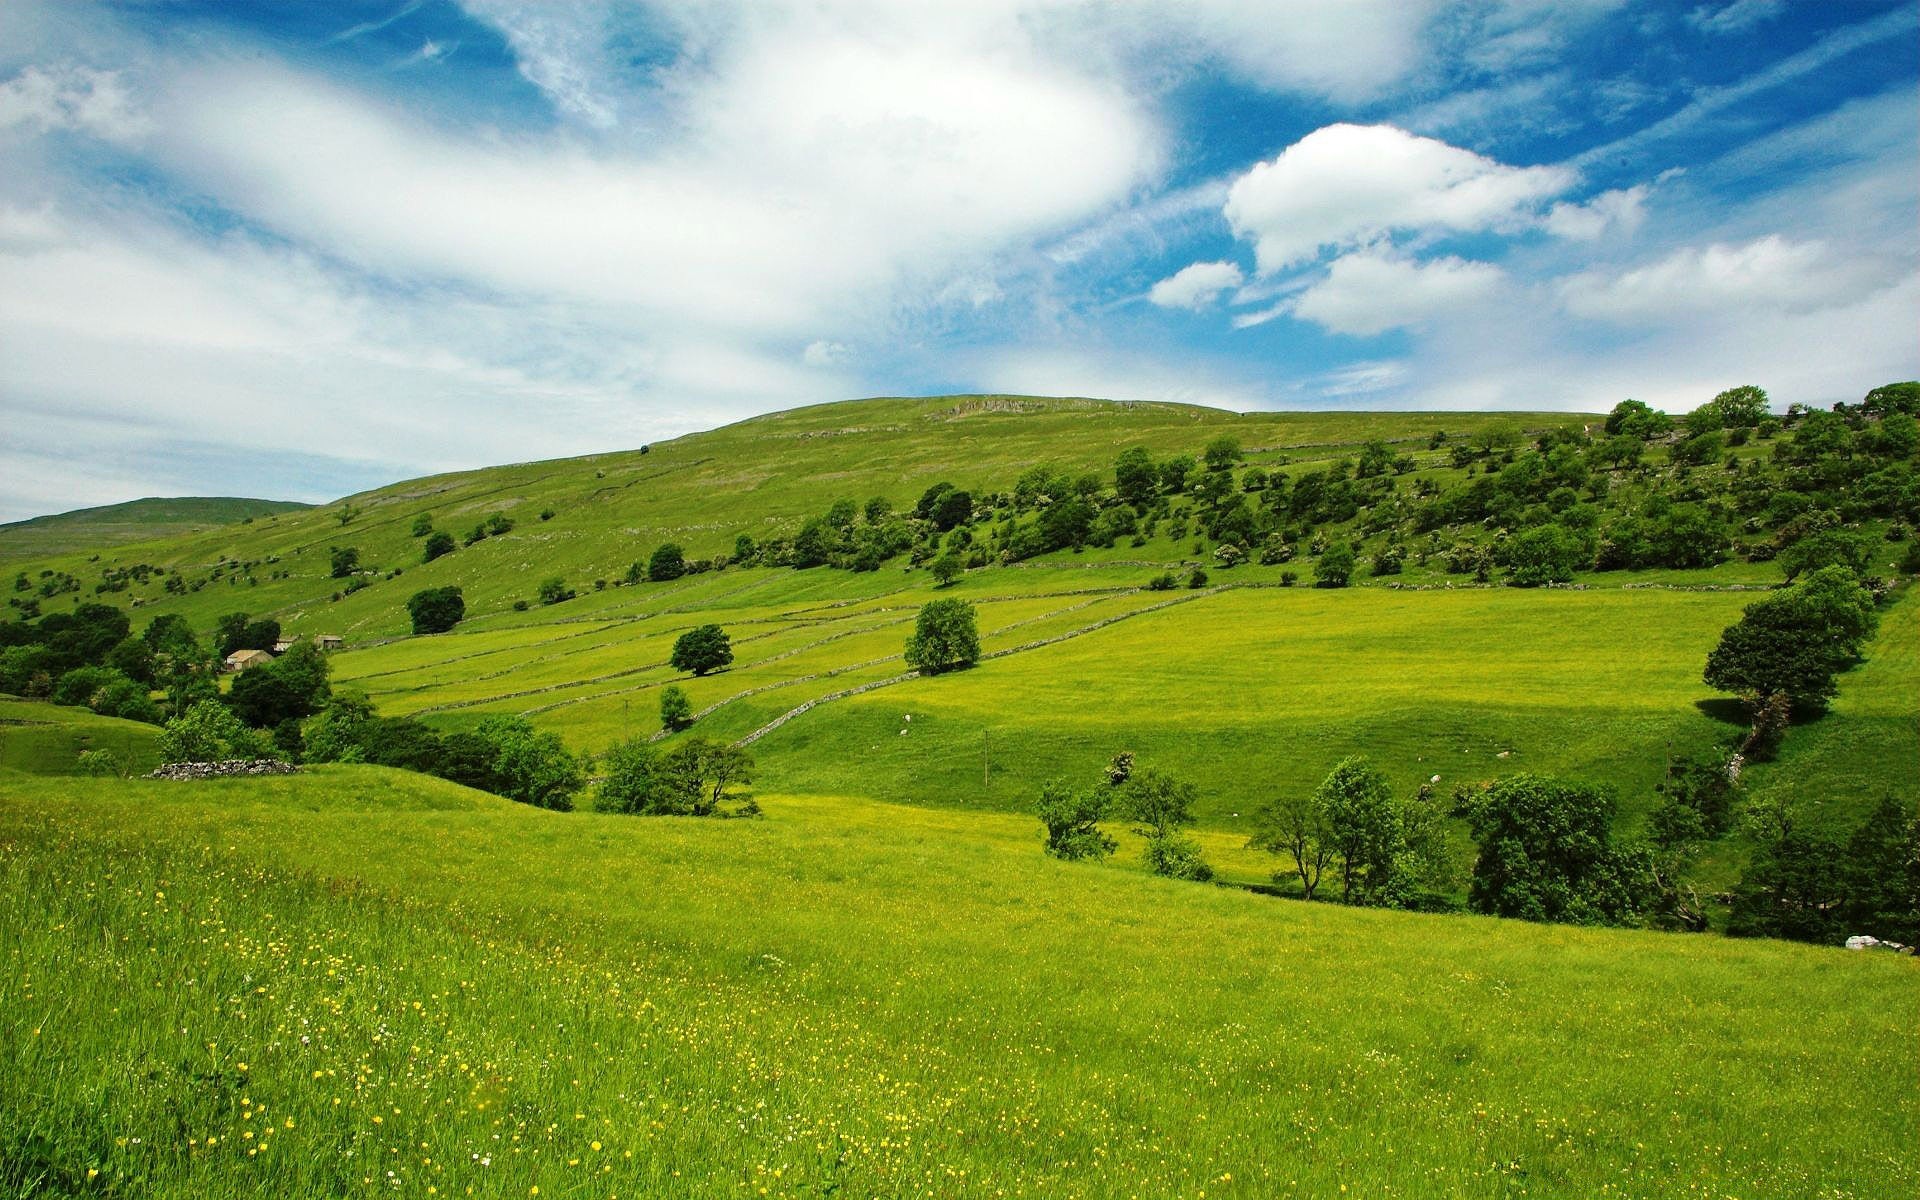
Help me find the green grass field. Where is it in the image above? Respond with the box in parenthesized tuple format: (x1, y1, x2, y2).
(2, 768, 1914, 1199)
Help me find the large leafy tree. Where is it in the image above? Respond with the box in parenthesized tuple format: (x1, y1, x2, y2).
(671, 624, 734, 676)
(905, 599, 979, 675)
(1463, 774, 1640, 926)
(407, 586, 465, 634)
(1704, 565, 1877, 713)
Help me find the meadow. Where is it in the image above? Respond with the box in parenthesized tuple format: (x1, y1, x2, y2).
(2, 767, 1915, 1199)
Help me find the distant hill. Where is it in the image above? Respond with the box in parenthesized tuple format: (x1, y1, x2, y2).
(0, 496, 312, 563)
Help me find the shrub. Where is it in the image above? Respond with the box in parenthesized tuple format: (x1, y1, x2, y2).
(1143, 833, 1214, 882)
(904, 599, 980, 675)
(537, 578, 576, 605)
(422, 531, 455, 562)
(407, 586, 466, 634)
(329, 546, 359, 579)
(671, 625, 733, 676)
(157, 700, 274, 763)
(410, 514, 434, 537)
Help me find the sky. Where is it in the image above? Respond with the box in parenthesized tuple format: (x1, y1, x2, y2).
(0, 1, 1915, 521)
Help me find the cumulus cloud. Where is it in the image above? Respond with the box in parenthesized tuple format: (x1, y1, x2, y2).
(1290, 251, 1506, 336)
(1148, 261, 1244, 309)
(0, 64, 148, 140)
(1222, 124, 1573, 273)
(1545, 185, 1649, 240)
(1559, 235, 1897, 322)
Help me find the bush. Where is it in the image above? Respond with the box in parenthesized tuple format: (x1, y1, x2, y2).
(1143, 833, 1214, 882)
(158, 700, 275, 763)
(407, 586, 466, 634)
(671, 625, 733, 676)
(905, 599, 980, 675)
(537, 578, 575, 606)
(329, 546, 359, 579)
(422, 531, 455, 562)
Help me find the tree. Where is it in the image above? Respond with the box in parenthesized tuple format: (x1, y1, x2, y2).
(1314, 541, 1355, 588)
(1463, 774, 1640, 925)
(157, 700, 275, 763)
(599, 736, 755, 816)
(1704, 564, 1877, 714)
(407, 586, 466, 634)
(671, 624, 733, 676)
(475, 715, 584, 811)
(411, 513, 434, 537)
(1604, 399, 1672, 440)
(1317, 756, 1400, 904)
(537, 577, 575, 605)
(228, 642, 330, 728)
(1118, 769, 1213, 881)
(1038, 496, 1094, 550)
(648, 543, 688, 581)
(1777, 529, 1874, 582)
(1036, 781, 1115, 861)
(930, 552, 964, 587)
(1861, 381, 1920, 417)
(1114, 447, 1159, 509)
(929, 489, 973, 532)
(659, 683, 693, 731)
(1842, 796, 1920, 945)
(904, 599, 979, 675)
(1203, 435, 1243, 472)
(329, 546, 360, 579)
(915, 482, 956, 520)
(422, 531, 455, 562)
(1503, 523, 1586, 586)
(1725, 799, 1847, 943)
(1248, 789, 1335, 900)
(1689, 384, 1770, 432)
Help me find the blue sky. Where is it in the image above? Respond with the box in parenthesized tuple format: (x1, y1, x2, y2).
(0, 0, 1914, 520)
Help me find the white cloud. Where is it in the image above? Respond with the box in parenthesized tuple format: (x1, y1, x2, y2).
(1687, 0, 1785, 36)
(0, 64, 148, 140)
(1148, 261, 1243, 310)
(1559, 235, 1897, 322)
(1291, 251, 1506, 336)
(1222, 124, 1574, 273)
(1545, 184, 1649, 240)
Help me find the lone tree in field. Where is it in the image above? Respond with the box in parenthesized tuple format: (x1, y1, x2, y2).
(1704, 564, 1878, 719)
(905, 598, 979, 675)
(422, 531, 455, 563)
(407, 586, 465, 634)
(671, 624, 733, 676)
(659, 683, 693, 731)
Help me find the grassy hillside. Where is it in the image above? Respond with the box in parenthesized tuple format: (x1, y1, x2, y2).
(0, 696, 162, 776)
(2, 769, 1913, 1199)
(2, 398, 1609, 639)
(0, 496, 310, 565)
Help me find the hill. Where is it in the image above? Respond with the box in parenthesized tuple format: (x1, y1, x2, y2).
(1, 766, 1912, 1198)
(1, 391, 1914, 892)
(0, 496, 312, 564)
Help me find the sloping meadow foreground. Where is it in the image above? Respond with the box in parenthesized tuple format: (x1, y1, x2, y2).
(1, 769, 1915, 1199)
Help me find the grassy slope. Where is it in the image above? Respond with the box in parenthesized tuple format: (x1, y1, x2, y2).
(5, 397, 1597, 640)
(2, 769, 1913, 1199)
(0, 696, 162, 776)
(0, 497, 310, 565)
